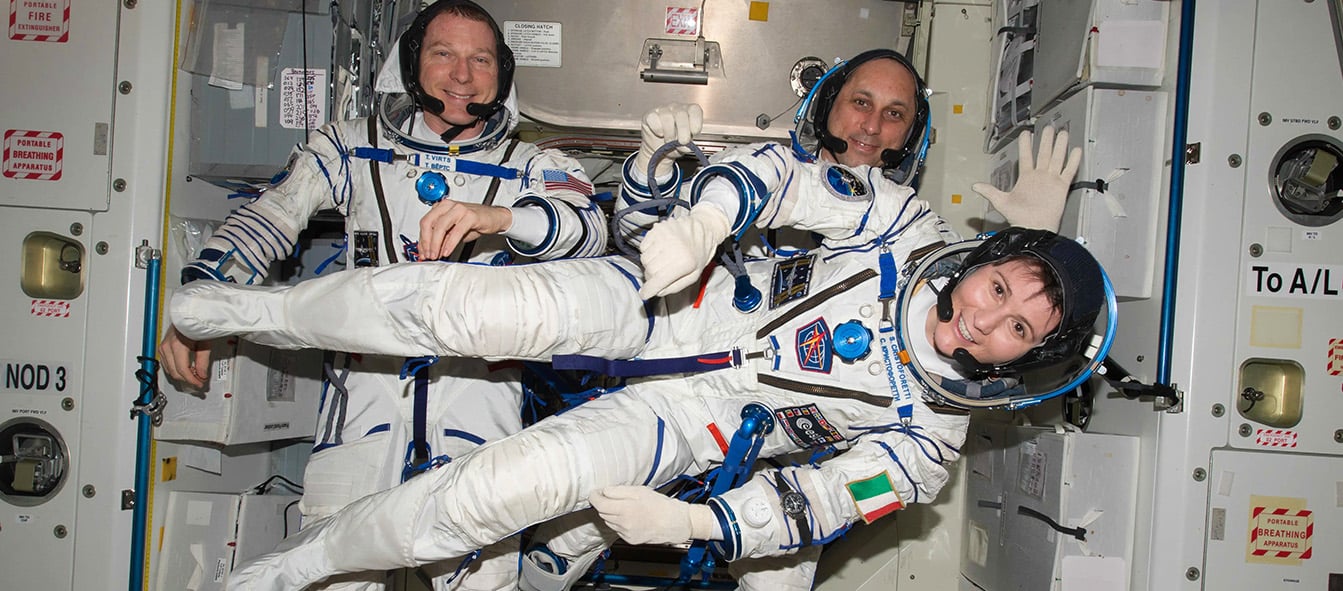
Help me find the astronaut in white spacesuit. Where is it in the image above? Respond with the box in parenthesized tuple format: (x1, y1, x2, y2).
(523, 48, 1080, 591)
(156, 1, 605, 589)
(168, 88, 1102, 590)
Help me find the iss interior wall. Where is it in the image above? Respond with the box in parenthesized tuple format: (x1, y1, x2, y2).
(481, 0, 909, 142)
(1086, 0, 1343, 589)
(1, 0, 177, 588)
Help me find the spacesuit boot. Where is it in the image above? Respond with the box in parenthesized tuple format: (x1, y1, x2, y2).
(520, 512, 615, 591)
(226, 513, 340, 591)
(519, 546, 606, 591)
(169, 265, 436, 356)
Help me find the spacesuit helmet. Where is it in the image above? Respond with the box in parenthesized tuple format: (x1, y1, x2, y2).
(375, 0, 518, 154)
(896, 227, 1116, 410)
(938, 228, 1107, 377)
(792, 49, 931, 185)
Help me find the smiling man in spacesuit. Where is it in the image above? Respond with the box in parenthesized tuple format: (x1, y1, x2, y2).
(156, 1, 605, 589)
(166, 67, 1101, 589)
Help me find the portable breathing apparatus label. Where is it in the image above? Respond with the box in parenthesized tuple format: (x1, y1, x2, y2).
(1246, 263, 1343, 300)
(1246, 495, 1312, 564)
(503, 21, 561, 67)
(3, 129, 62, 180)
(2, 358, 70, 394)
(9, 0, 69, 42)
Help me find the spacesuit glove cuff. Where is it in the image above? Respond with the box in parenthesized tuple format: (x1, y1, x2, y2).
(623, 153, 681, 197)
(688, 505, 722, 541)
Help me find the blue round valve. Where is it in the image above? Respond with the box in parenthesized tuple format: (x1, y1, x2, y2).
(733, 275, 762, 313)
(416, 171, 449, 205)
(832, 320, 873, 363)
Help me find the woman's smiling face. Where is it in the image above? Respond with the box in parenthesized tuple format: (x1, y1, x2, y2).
(925, 258, 1062, 366)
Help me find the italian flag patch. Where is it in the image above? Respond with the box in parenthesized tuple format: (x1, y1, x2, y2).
(847, 472, 904, 524)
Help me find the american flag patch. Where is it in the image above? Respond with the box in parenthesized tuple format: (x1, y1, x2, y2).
(542, 169, 593, 196)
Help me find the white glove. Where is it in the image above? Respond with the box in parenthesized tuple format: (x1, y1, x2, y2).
(633, 103, 705, 179)
(638, 204, 730, 299)
(971, 125, 1082, 232)
(589, 486, 721, 545)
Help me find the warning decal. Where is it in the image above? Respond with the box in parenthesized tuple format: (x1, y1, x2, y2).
(1246, 495, 1312, 565)
(1329, 338, 1343, 376)
(9, 0, 69, 42)
(665, 7, 700, 36)
(4, 129, 63, 181)
(31, 299, 70, 318)
(1254, 428, 1298, 448)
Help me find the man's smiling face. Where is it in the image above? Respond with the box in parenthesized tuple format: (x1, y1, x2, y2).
(820, 58, 918, 168)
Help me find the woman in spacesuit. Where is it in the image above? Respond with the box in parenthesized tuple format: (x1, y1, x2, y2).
(168, 107, 1105, 589)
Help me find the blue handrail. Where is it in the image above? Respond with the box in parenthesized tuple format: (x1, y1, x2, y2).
(130, 250, 161, 591)
(1157, 0, 1197, 385)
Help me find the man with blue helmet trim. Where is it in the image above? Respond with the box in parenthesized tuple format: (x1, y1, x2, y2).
(157, 2, 606, 590)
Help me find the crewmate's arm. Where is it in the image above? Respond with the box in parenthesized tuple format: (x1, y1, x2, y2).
(706, 402, 969, 560)
(505, 148, 608, 260)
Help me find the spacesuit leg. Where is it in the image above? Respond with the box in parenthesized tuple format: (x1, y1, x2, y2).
(420, 538, 522, 591)
(296, 358, 410, 591)
(421, 361, 529, 591)
(170, 257, 649, 360)
(227, 388, 706, 591)
(728, 546, 822, 591)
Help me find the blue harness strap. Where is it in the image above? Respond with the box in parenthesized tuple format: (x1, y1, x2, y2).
(350, 146, 520, 180)
(552, 349, 741, 378)
(679, 403, 775, 583)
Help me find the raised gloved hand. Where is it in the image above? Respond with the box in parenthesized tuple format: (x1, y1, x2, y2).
(638, 204, 730, 299)
(971, 125, 1082, 232)
(633, 103, 705, 179)
(589, 485, 721, 545)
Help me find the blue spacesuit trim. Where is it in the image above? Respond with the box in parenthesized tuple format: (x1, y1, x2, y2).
(552, 350, 740, 378)
(442, 429, 486, 446)
(313, 240, 346, 275)
(181, 262, 228, 285)
(642, 417, 666, 486)
(235, 206, 295, 258)
(820, 206, 932, 262)
(768, 336, 781, 370)
(621, 154, 683, 198)
(707, 500, 741, 561)
(314, 128, 354, 208)
(509, 195, 560, 256)
(606, 259, 655, 341)
(689, 162, 769, 237)
(873, 440, 919, 504)
(366, 423, 392, 436)
(810, 526, 850, 547)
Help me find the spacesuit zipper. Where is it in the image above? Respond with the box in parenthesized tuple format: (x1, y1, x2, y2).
(755, 268, 879, 339)
(757, 374, 892, 408)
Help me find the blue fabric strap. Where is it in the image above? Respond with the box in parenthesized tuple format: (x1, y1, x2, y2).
(410, 365, 430, 472)
(350, 147, 520, 180)
(552, 349, 741, 378)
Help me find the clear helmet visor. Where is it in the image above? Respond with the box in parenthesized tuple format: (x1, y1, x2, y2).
(893, 238, 1118, 410)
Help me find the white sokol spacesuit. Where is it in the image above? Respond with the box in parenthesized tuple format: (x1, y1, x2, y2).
(171, 139, 977, 591)
(171, 4, 606, 588)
